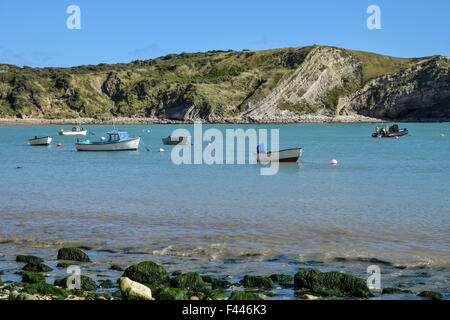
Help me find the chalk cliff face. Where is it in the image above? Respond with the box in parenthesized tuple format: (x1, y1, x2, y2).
(339, 56, 450, 120)
(0, 45, 449, 122)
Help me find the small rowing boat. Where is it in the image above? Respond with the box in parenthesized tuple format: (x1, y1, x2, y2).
(28, 136, 52, 146)
(162, 136, 191, 145)
(256, 144, 303, 162)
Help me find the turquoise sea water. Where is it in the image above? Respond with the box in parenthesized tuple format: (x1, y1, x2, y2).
(0, 123, 449, 299)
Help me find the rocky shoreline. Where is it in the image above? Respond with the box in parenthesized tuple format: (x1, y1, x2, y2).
(0, 248, 444, 301)
(1, 115, 449, 126)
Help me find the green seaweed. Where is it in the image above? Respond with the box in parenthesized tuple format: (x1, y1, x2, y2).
(294, 268, 372, 298)
(122, 261, 170, 291)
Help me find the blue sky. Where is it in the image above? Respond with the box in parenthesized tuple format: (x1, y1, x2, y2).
(0, 0, 449, 67)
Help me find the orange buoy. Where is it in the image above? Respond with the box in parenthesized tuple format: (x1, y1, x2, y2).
(395, 136, 399, 139)
(17, 165, 21, 169)
(57, 142, 62, 147)
(440, 134, 445, 137)
(330, 159, 338, 165)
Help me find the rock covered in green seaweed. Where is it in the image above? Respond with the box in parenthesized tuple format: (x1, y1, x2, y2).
(294, 268, 372, 298)
(269, 274, 294, 286)
(229, 291, 263, 300)
(418, 291, 442, 300)
(56, 262, 70, 268)
(110, 265, 124, 271)
(22, 272, 46, 284)
(16, 255, 43, 265)
(201, 275, 231, 289)
(21, 282, 68, 298)
(22, 263, 52, 272)
(99, 279, 114, 288)
(54, 275, 97, 291)
(206, 289, 229, 300)
(122, 261, 169, 291)
(241, 275, 273, 289)
(156, 287, 188, 300)
(57, 248, 91, 262)
(170, 272, 208, 294)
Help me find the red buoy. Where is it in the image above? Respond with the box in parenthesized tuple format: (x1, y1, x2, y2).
(206, 142, 211, 147)
(440, 134, 445, 137)
(330, 159, 338, 165)
(57, 142, 62, 147)
(395, 136, 399, 139)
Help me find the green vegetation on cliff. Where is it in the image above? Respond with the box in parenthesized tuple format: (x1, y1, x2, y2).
(0, 46, 448, 121)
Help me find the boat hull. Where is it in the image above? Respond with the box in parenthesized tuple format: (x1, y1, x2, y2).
(29, 136, 52, 146)
(75, 137, 140, 151)
(257, 148, 303, 162)
(60, 130, 87, 136)
(372, 129, 408, 138)
(162, 136, 191, 145)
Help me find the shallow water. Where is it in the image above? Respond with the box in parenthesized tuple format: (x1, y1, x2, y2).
(0, 123, 449, 299)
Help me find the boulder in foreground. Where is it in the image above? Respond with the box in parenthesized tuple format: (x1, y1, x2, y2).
(122, 261, 169, 291)
(294, 268, 372, 298)
(16, 255, 43, 265)
(57, 248, 91, 262)
(54, 275, 97, 291)
(155, 287, 188, 300)
(119, 277, 152, 300)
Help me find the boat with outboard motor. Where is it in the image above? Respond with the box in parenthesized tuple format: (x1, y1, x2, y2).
(372, 124, 408, 138)
(75, 130, 140, 151)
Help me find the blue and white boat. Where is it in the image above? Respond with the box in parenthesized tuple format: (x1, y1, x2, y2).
(75, 130, 140, 151)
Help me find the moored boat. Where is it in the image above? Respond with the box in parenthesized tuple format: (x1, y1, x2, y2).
(75, 131, 140, 151)
(28, 136, 52, 146)
(59, 125, 87, 136)
(256, 144, 303, 162)
(162, 136, 191, 145)
(372, 124, 408, 138)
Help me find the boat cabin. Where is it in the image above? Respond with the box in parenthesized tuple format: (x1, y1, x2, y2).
(107, 131, 130, 142)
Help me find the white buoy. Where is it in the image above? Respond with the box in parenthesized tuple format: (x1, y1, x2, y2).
(330, 159, 338, 165)
(159, 148, 164, 152)
(101, 136, 106, 141)
(147, 130, 151, 133)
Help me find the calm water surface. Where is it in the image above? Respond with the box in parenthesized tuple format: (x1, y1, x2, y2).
(0, 123, 448, 299)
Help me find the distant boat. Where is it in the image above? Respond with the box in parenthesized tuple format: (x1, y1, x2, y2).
(162, 136, 191, 145)
(75, 131, 140, 151)
(29, 136, 52, 146)
(372, 124, 408, 138)
(59, 125, 87, 136)
(256, 144, 303, 162)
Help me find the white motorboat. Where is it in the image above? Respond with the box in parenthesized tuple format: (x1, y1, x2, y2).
(29, 136, 52, 146)
(75, 131, 140, 151)
(162, 136, 191, 145)
(256, 146, 303, 162)
(59, 126, 87, 136)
